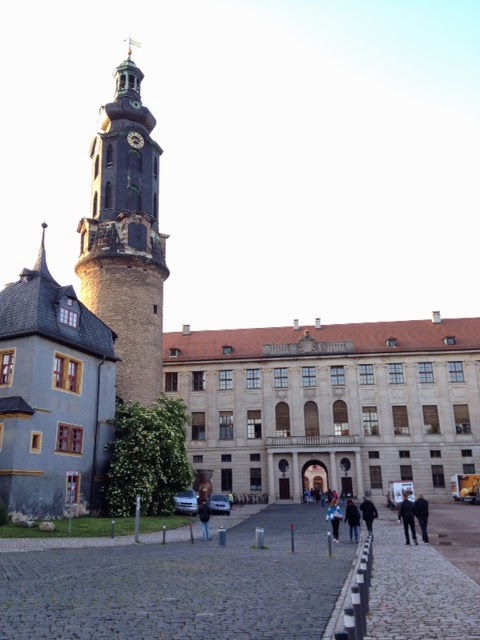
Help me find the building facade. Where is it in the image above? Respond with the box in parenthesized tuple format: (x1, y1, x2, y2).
(162, 315, 480, 505)
(75, 52, 169, 406)
(0, 226, 118, 518)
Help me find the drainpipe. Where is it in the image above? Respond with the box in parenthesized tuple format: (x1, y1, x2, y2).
(90, 356, 105, 515)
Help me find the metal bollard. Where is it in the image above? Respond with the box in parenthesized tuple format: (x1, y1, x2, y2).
(111, 520, 115, 539)
(189, 522, 194, 544)
(255, 527, 265, 549)
(356, 569, 369, 615)
(344, 607, 357, 640)
(327, 531, 332, 556)
(361, 554, 370, 590)
(162, 525, 166, 545)
(290, 523, 295, 553)
(335, 633, 349, 640)
(218, 528, 227, 546)
(351, 585, 365, 639)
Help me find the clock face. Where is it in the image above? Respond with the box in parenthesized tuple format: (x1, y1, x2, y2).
(127, 132, 145, 149)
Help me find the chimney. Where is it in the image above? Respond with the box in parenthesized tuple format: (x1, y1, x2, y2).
(432, 311, 441, 324)
(315, 317, 321, 329)
(293, 319, 299, 331)
(182, 324, 191, 336)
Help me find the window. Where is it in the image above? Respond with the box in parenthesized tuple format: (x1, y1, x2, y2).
(399, 450, 410, 458)
(222, 346, 233, 355)
(106, 144, 113, 168)
(400, 465, 413, 481)
(104, 182, 112, 208)
(362, 406, 379, 436)
(0, 350, 15, 386)
(368, 451, 380, 459)
(221, 468, 232, 492)
(219, 370, 233, 390)
(388, 363, 404, 384)
(53, 353, 82, 394)
(221, 454, 232, 462)
(430, 450, 441, 458)
(359, 364, 374, 385)
(30, 432, 42, 454)
(333, 400, 349, 436)
(66, 473, 80, 504)
(250, 453, 261, 462)
(191, 412, 205, 441)
(219, 411, 233, 440)
(461, 449, 473, 457)
(418, 362, 434, 383)
(304, 401, 320, 437)
(250, 468, 262, 491)
(330, 366, 345, 386)
(386, 337, 397, 348)
(392, 406, 410, 436)
(59, 306, 79, 328)
(423, 405, 440, 434)
(165, 372, 178, 392)
(431, 465, 445, 488)
(192, 371, 206, 391)
(275, 402, 291, 437)
(169, 348, 181, 357)
(369, 466, 383, 489)
(274, 368, 288, 388)
(454, 404, 471, 434)
(463, 463, 476, 474)
(56, 423, 84, 454)
(302, 367, 317, 387)
(448, 361, 465, 383)
(94, 155, 99, 178)
(193, 455, 203, 464)
(247, 410, 262, 439)
(444, 336, 456, 345)
(246, 369, 261, 389)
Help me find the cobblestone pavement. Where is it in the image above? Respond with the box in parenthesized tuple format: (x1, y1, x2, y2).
(0, 504, 357, 640)
(326, 505, 480, 640)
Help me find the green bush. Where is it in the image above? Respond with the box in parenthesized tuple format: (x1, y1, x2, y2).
(0, 503, 9, 526)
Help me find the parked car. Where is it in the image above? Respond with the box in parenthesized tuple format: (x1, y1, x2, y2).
(174, 489, 198, 515)
(208, 493, 231, 515)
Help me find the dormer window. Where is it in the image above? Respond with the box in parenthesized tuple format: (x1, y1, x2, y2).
(169, 348, 181, 357)
(386, 337, 397, 348)
(223, 346, 233, 355)
(59, 306, 78, 328)
(444, 336, 456, 346)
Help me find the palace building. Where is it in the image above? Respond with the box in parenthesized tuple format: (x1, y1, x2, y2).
(162, 315, 480, 504)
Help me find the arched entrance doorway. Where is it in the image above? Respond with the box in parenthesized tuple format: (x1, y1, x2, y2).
(302, 460, 328, 502)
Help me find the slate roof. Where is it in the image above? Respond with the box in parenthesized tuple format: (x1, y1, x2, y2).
(162, 316, 480, 363)
(0, 229, 118, 361)
(0, 396, 35, 415)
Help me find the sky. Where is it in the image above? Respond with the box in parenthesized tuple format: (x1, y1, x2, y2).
(2, 0, 480, 332)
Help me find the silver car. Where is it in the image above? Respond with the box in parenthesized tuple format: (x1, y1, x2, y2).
(174, 489, 198, 515)
(208, 493, 231, 515)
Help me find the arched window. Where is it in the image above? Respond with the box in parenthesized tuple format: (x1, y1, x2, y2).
(128, 150, 142, 173)
(304, 401, 320, 437)
(104, 182, 112, 208)
(153, 156, 158, 179)
(92, 192, 98, 216)
(275, 402, 291, 438)
(153, 193, 157, 219)
(94, 156, 99, 179)
(333, 400, 349, 436)
(106, 145, 113, 168)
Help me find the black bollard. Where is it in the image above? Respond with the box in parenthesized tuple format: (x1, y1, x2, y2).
(356, 569, 368, 616)
(290, 523, 295, 553)
(189, 522, 194, 544)
(334, 633, 349, 640)
(344, 607, 357, 640)
(351, 585, 365, 639)
(162, 525, 166, 545)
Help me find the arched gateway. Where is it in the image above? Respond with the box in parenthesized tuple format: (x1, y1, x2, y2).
(302, 459, 328, 501)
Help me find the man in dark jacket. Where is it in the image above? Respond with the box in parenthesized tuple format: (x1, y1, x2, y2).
(398, 493, 418, 546)
(414, 494, 429, 544)
(198, 500, 212, 541)
(359, 497, 378, 536)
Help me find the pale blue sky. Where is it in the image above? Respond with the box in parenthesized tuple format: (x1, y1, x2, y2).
(2, 0, 479, 331)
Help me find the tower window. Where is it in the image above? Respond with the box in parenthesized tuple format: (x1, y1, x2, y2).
(153, 193, 157, 220)
(105, 182, 112, 209)
(94, 155, 99, 179)
(92, 192, 98, 216)
(106, 145, 113, 168)
(153, 157, 158, 179)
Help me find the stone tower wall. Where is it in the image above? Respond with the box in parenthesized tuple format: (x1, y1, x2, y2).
(77, 257, 165, 405)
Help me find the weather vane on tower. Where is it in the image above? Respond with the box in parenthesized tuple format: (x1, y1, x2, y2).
(125, 35, 142, 59)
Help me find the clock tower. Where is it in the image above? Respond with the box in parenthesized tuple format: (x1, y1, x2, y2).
(75, 52, 169, 405)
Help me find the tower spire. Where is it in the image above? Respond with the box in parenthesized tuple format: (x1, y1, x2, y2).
(33, 222, 58, 284)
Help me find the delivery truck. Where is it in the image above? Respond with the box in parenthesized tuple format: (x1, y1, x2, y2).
(387, 481, 415, 509)
(451, 474, 480, 504)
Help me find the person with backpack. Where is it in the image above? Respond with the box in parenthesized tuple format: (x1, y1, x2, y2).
(359, 496, 379, 536)
(344, 498, 361, 543)
(198, 500, 212, 541)
(326, 498, 344, 543)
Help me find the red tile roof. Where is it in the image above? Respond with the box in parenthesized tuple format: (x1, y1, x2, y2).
(163, 317, 480, 363)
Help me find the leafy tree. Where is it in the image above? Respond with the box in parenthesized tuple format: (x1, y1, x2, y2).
(105, 395, 195, 517)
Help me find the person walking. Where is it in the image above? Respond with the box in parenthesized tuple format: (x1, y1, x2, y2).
(359, 496, 378, 536)
(344, 498, 361, 543)
(414, 493, 429, 544)
(326, 498, 344, 543)
(228, 492, 234, 510)
(398, 493, 418, 546)
(198, 500, 212, 541)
